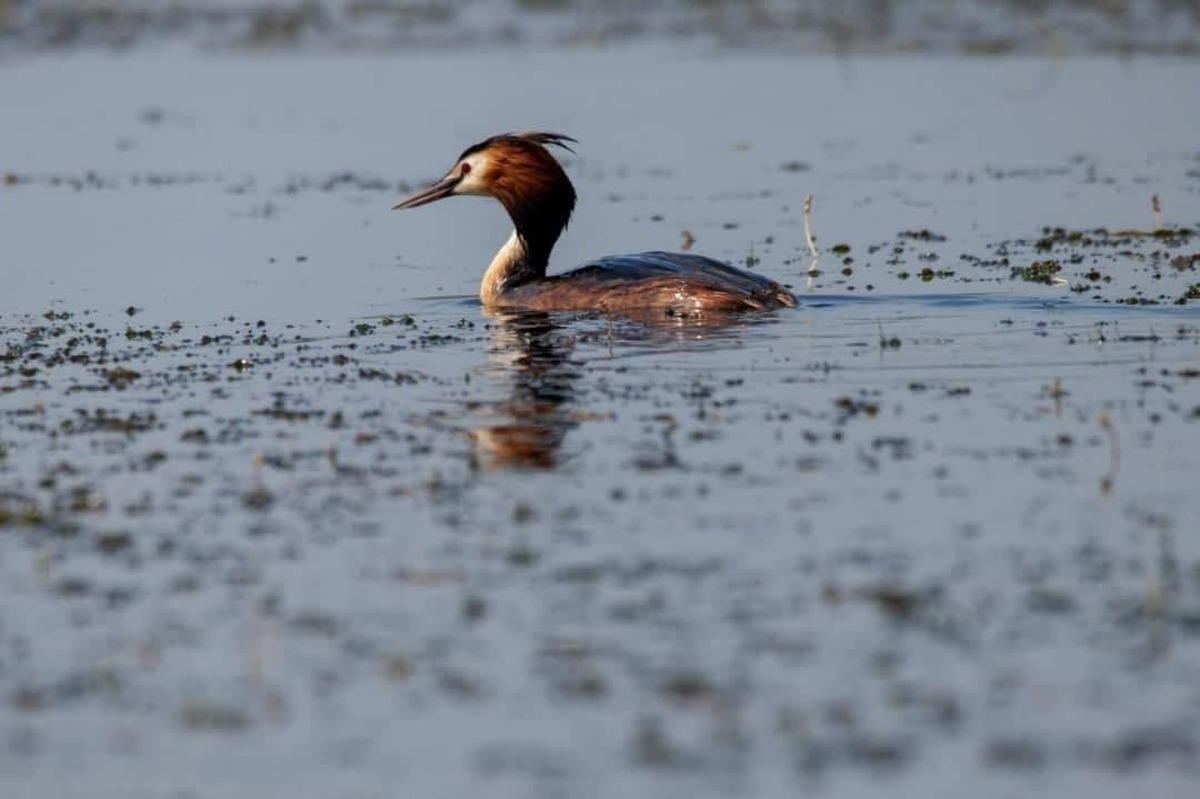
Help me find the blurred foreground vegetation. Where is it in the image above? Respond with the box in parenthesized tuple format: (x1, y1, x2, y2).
(1, 0, 1198, 54)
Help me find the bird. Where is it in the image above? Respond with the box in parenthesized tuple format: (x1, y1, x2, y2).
(393, 131, 796, 319)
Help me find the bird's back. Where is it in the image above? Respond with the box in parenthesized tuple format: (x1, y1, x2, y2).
(499, 251, 796, 318)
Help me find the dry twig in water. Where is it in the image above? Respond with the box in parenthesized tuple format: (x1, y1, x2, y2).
(802, 195, 821, 278)
(802, 195, 818, 260)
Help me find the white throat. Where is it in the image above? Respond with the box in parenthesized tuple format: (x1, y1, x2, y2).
(481, 229, 527, 305)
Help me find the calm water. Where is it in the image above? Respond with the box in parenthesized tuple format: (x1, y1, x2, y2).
(1, 41, 1199, 799)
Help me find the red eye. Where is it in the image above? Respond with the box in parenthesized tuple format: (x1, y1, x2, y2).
(460, 163, 472, 176)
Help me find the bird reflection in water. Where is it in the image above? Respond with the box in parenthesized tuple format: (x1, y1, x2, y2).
(470, 311, 586, 470)
(468, 309, 788, 469)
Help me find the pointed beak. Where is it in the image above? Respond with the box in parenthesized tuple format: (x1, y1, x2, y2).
(392, 175, 459, 210)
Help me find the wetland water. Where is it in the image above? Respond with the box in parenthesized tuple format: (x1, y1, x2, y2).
(2, 41, 1200, 799)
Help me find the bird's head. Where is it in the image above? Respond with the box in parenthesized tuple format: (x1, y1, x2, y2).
(393, 131, 577, 223)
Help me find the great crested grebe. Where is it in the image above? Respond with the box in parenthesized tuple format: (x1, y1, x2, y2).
(393, 132, 797, 318)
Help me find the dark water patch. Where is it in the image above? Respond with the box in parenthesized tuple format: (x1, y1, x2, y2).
(801, 291, 1200, 318)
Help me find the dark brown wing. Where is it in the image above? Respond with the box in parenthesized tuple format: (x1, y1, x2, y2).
(502, 251, 796, 316)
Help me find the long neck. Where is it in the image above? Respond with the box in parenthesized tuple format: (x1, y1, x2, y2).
(482, 230, 535, 306)
(480, 163, 576, 306)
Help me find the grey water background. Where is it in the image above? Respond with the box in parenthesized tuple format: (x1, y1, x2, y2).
(2, 2, 1200, 798)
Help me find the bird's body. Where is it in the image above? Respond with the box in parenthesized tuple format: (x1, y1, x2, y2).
(394, 132, 796, 318)
(490, 249, 794, 318)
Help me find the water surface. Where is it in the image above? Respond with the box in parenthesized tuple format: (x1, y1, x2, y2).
(2, 42, 1199, 799)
